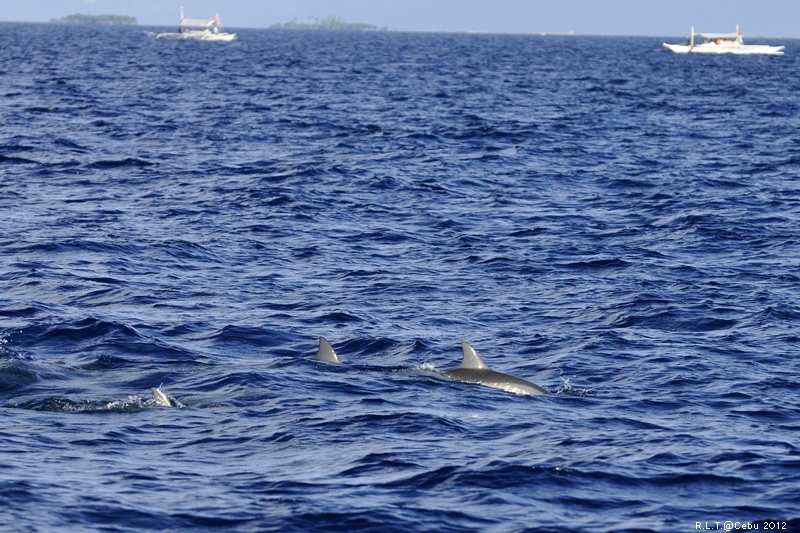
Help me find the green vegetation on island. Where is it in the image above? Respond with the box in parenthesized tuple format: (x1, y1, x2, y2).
(270, 16, 387, 31)
(49, 14, 138, 25)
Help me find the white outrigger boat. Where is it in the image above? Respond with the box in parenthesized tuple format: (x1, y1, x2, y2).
(663, 26, 783, 55)
(151, 6, 237, 42)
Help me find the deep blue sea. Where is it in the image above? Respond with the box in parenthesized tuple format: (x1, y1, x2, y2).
(1, 22, 799, 532)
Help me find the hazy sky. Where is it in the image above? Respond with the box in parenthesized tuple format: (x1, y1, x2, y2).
(2, 0, 798, 37)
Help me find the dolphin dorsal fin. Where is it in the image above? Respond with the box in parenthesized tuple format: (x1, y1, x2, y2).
(151, 386, 173, 407)
(458, 342, 489, 370)
(314, 336, 341, 364)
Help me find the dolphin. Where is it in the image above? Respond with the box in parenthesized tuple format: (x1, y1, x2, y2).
(313, 337, 548, 396)
(151, 386, 180, 407)
(441, 342, 549, 395)
(312, 336, 342, 364)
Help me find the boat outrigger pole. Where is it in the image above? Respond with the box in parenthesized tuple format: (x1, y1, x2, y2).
(689, 26, 695, 49)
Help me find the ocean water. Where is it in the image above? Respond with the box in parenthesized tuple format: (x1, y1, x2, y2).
(1, 22, 799, 532)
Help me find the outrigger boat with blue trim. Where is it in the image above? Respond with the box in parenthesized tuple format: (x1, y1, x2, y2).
(150, 6, 237, 42)
(663, 26, 783, 55)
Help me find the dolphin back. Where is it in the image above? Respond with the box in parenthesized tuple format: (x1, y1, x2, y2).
(447, 342, 549, 396)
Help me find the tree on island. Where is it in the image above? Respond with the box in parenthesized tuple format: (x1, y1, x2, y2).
(269, 16, 387, 31)
(50, 14, 138, 25)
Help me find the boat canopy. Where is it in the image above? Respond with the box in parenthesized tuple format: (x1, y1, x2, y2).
(179, 18, 216, 29)
(694, 31, 739, 40)
(686, 26, 744, 46)
(177, 8, 223, 30)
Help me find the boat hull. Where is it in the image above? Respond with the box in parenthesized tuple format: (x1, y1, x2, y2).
(662, 42, 784, 55)
(152, 31, 237, 42)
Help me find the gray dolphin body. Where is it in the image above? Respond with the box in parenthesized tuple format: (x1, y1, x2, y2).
(442, 342, 549, 395)
(313, 337, 548, 396)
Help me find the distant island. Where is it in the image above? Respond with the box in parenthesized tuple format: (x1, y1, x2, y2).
(49, 14, 138, 25)
(269, 16, 387, 31)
